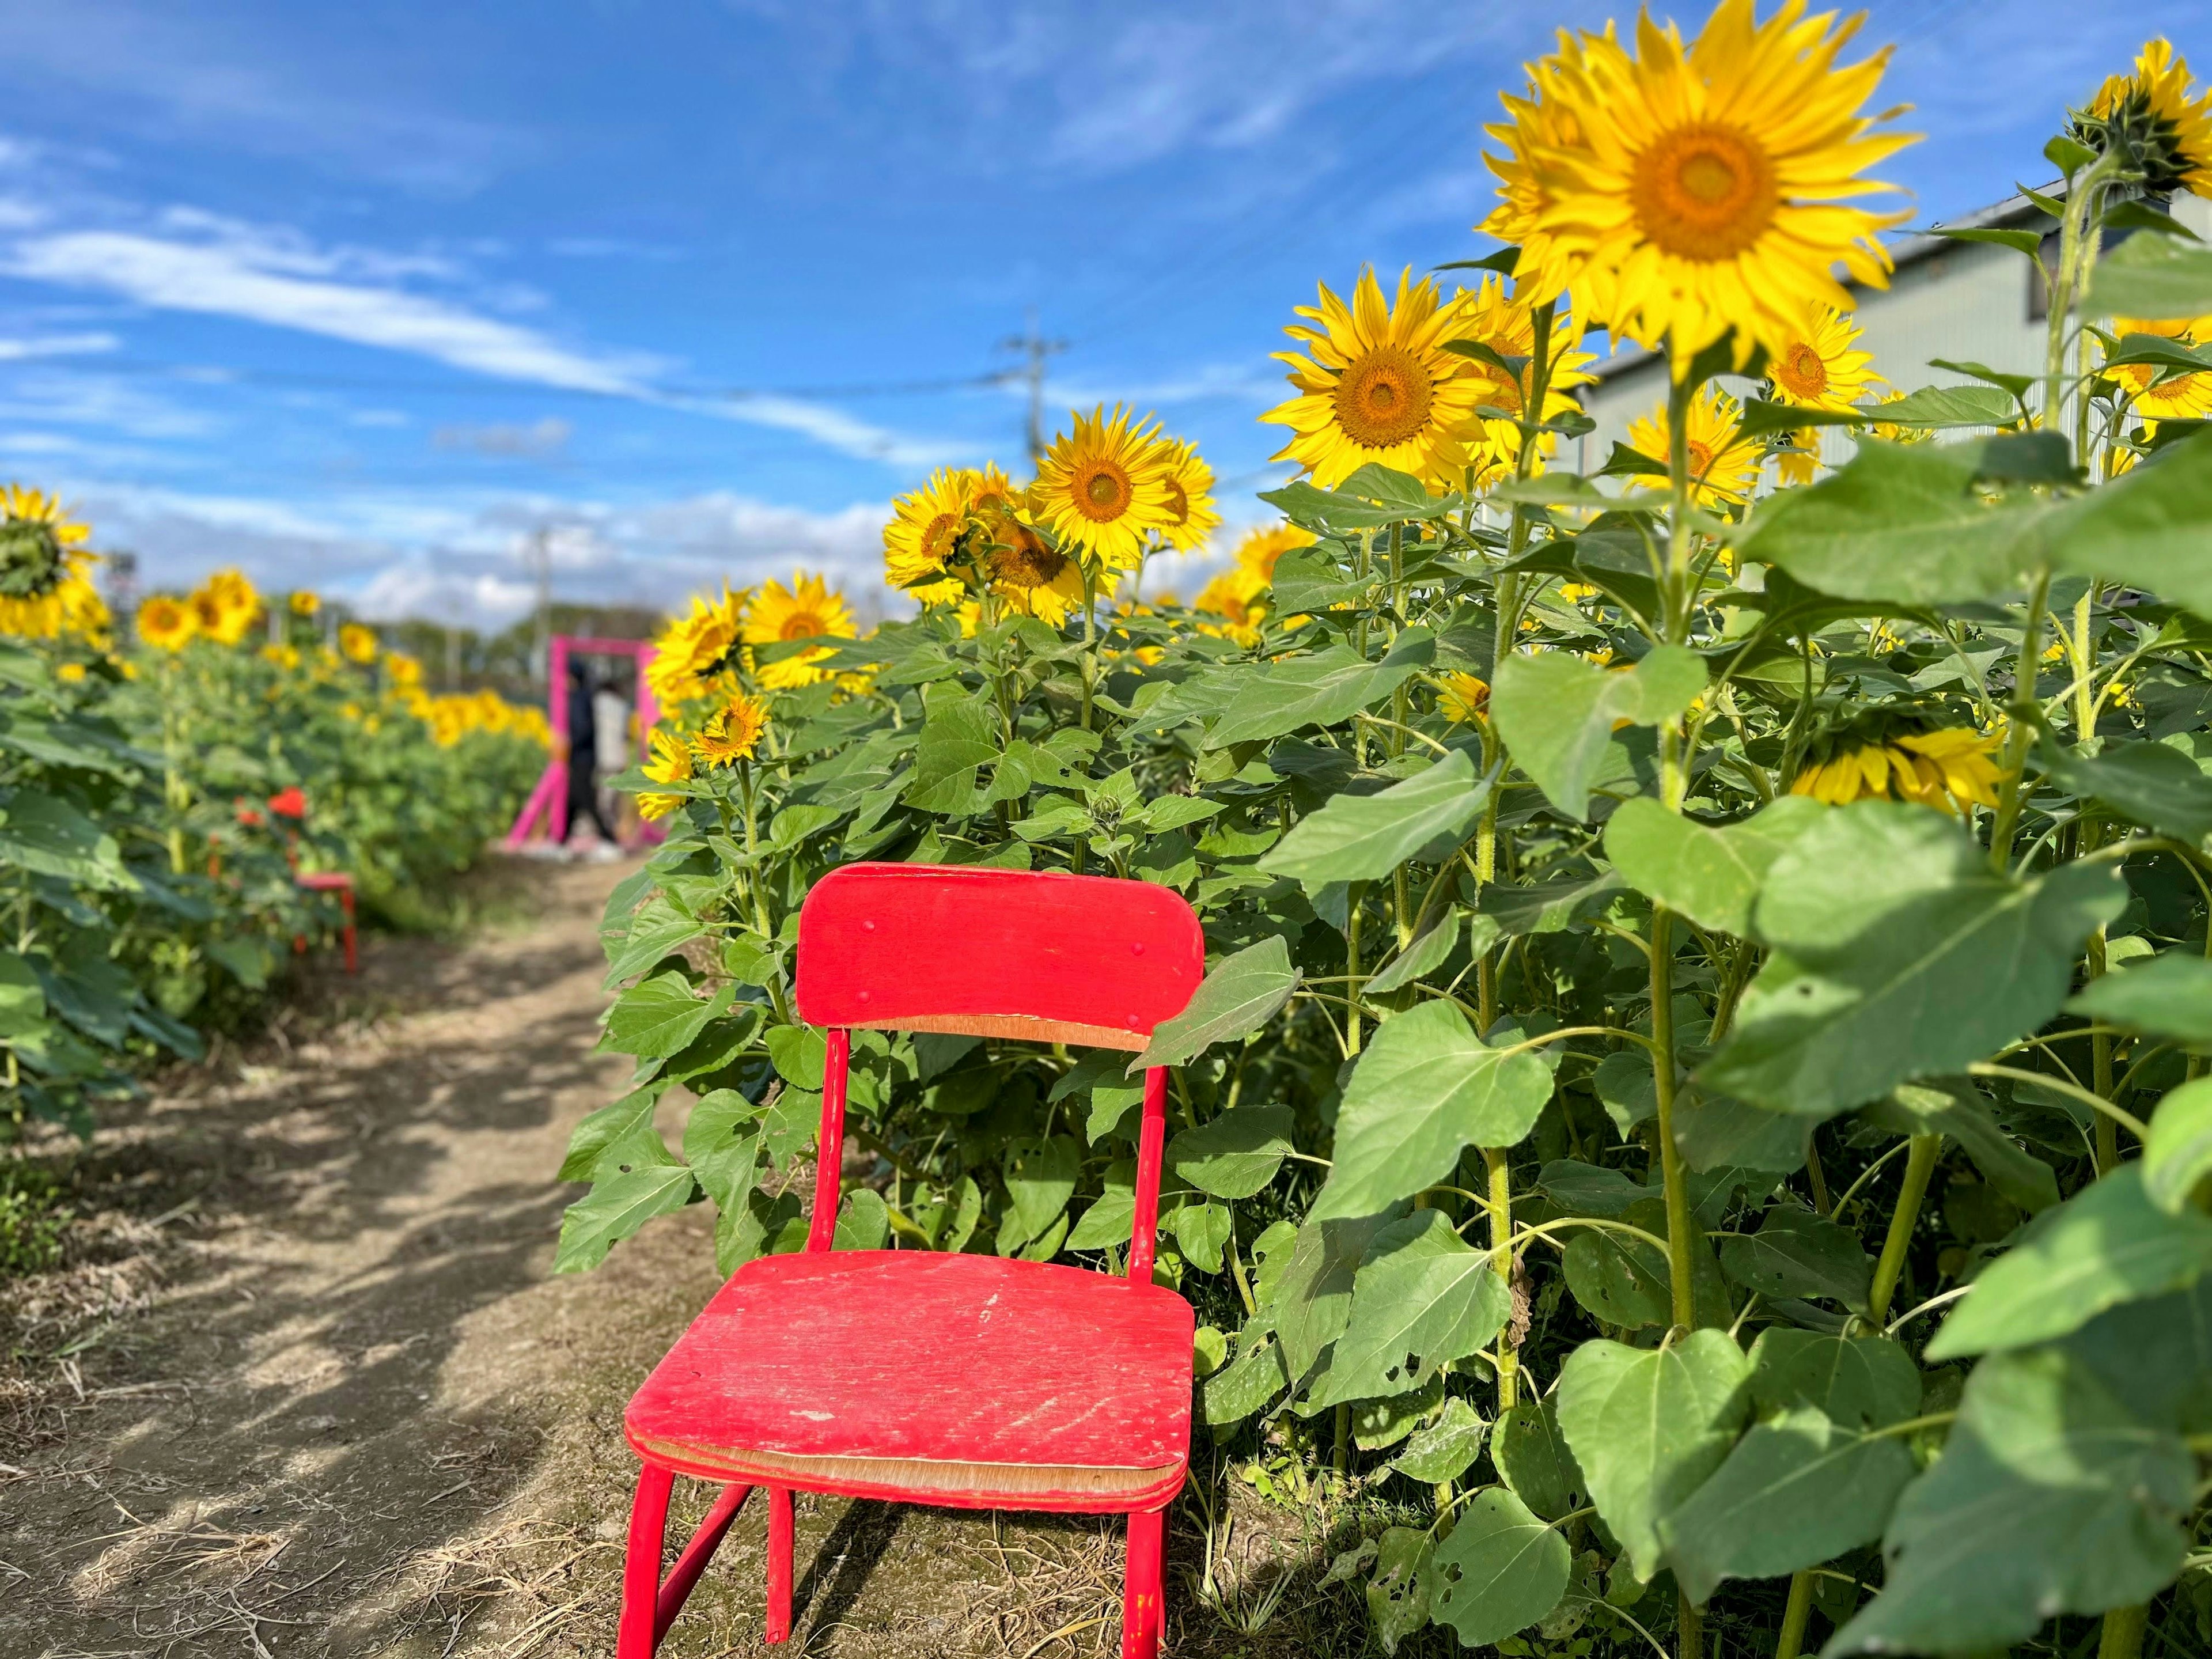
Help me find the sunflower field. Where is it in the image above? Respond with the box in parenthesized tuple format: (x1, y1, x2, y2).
(0, 493, 547, 1140)
(570, 12, 2212, 1657)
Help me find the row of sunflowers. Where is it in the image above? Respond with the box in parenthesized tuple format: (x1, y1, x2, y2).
(0, 490, 547, 1137)
(575, 13, 2212, 1659)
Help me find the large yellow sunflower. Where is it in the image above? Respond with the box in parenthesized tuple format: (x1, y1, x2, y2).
(2104, 315, 2212, 422)
(1263, 268, 1490, 490)
(1152, 438, 1220, 553)
(744, 572, 855, 690)
(1194, 565, 1270, 649)
(2075, 39, 2212, 199)
(646, 588, 745, 704)
(884, 466, 1006, 606)
(1626, 385, 1763, 507)
(1448, 274, 1596, 483)
(691, 692, 770, 768)
(195, 569, 261, 645)
(982, 518, 1087, 627)
(1790, 727, 2004, 815)
(1030, 406, 1176, 570)
(1482, 26, 1622, 320)
(1230, 523, 1315, 582)
(637, 728, 695, 821)
(1767, 304, 1880, 412)
(1518, 0, 1914, 368)
(289, 590, 320, 617)
(138, 594, 196, 652)
(0, 486, 106, 642)
(339, 622, 379, 664)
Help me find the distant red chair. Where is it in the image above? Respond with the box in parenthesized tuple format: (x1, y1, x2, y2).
(615, 863, 1205, 1658)
(269, 788, 357, 975)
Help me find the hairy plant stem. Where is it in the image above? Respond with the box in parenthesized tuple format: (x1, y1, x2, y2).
(1775, 1569, 1816, 1659)
(1486, 1143, 1517, 1412)
(1649, 906, 1697, 1332)
(2042, 147, 2124, 434)
(1986, 569, 2052, 873)
(1345, 882, 1365, 1056)
(2098, 1604, 2149, 1659)
(1868, 1135, 1942, 1325)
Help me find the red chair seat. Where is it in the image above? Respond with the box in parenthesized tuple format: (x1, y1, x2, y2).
(296, 871, 353, 891)
(625, 1251, 1194, 1512)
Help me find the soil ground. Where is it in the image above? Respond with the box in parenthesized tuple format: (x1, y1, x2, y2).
(0, 858, 1366, 1659)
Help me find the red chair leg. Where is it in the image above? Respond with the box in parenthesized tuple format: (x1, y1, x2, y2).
(655, 1482, 752, 1642)
(1122, 1505, 1166, 1659)
(618, 1464, 675, 1659)
(765, 1485, 794, 1644)
(340, 888, 357, 974)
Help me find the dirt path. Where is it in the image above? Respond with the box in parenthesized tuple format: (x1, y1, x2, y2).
(1, 860, 1355, 1659)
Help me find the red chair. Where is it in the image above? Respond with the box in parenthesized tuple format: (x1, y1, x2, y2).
(295, 871, 357, 974)
(615, 863, 1206, 1658)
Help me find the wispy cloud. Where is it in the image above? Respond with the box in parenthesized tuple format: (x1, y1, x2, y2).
(432, 417, 573, 458)
(0, 330, 115, 360)
(707, 393, 969, 469)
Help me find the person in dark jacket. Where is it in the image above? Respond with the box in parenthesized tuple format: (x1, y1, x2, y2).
(565, 661, 617, 850)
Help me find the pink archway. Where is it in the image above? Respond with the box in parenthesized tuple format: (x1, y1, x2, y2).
(505, 635, 666, 851)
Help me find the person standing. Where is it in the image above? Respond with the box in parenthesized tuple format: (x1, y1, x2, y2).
(565, 661, 618, 857)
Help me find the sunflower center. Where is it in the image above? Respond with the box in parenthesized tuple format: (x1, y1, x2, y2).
(1631, 122, 1779, 262)
(1335, 345, 1435, 449)
(999, 529, 1069, 588)
(779, 611, 823, 641)
(1480, 363, 1524, 415)
(1685, 439, 1715, 476)
(921, 512, 960, 563)
(1078, 461, 1132, 521)
(1775, 341, 1829, 400)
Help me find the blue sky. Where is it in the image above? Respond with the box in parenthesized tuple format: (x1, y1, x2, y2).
(0, 0, 2197, 630)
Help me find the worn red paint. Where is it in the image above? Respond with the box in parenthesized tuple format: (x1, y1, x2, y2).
(613, 864, 1201, 1659)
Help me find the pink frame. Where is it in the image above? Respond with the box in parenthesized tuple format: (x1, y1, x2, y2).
(505, 634, 664, 850)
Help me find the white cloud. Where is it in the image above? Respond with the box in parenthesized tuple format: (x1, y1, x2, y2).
(0, 331, 116, 360)
(433, 417, 573, 457)
(706, 393, 971, 469)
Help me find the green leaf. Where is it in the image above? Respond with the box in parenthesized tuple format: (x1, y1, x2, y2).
(1168, 1105, 1294, 1199)
(1495, 1396, 1586, 1521)
(1866, 1082, 2061, 1213)
(1493, 646, 1706, 820)
(1738, 398, 1868, 440)
(1431, 1487, 1573, 1647)
(0, 794, 134, 890)
(1273, 1210, 1404, 1382)
(558, 1083, 666, 1182)
(1204, 1335, 1289, 1426)
(1830, 1347, 2193, 1656)
(203, 936, 273, 990)
(835, 1187, 889, 1251)
(1259, 749, 1488, 885)
(1661, 1407, 1916, 1604)
(1868, 383, 2019, 428)
(603, 970, 735, 1060)
(1174, 1199, 1232, 1273)
(1479, 870, 1624, 937)
(1929, 1166, 2212, 1358)
(1353, 1375, 1445, 1450)
(1366, 910, 1463, 995)
(1130, 935, 1298, 1072)
(1555, 1330, 1751, 1580)
(1310, 1000, 1555, 1219)
(1205, 629, 1434, 749)
(900, 684, 997, 813)
(2143, 1078, 2212, 1214)
(2068, 952, 2212, 1046)
(2085, 230, 2212, 322)
(2044, 739, 2212, 842)
(1747, 1327, 1921, 1429)
(1001, 1135, 1080, 1251)
(1718, 1205, 1873, 1310)
(1672, 1088, 1809, 1174)
(1603, 795, 1824, 935)
(680, 1088, 761, 1211)
(1563, 1227, 1672, 1328)
(1306, 1210, 1512, 1408)
(1539, 1158, 1657, 1215)
(1737, 440, 2042, 606)
(1702, 804, 2125, 1117)
(1365, 1527, 1435, 1653)
(554, 1139, 697, 1274)
(1391, 1396, 1490, 1483)
(2045, 429, 2212, 616)
(1930, 225, 2047, 258)
(0, 953, 44, 1039)
(601, 893, 700, 987)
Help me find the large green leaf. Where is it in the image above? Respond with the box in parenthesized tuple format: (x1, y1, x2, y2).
(1130, 935, 1297, 1071)
(681, 1087, 763, 1212)
(603, 893, 703, 988)
(603, 969, 735, 1059)
(1205, 629, 1434, 749)
(1701, 804, 2124, 1116)
(1392, 1396, 1491, 1483)
(2086, 232, 2212, 331)
(1495, 1395, 1586, 1521)
(1603, 796, 1824, 935)
(1310, 1000, 1555, 1219)
(1365, 1527, 1436, 1654)
(1736, 440, 2043, 605)
(1717, 1205, 1872, 1310)
(1927, 1165, 2212, 1359)
(1672, 1088, 1810, 1174)
(0, 952, 45, 1039)
(556, 1082, 667, 1181)
(1562, 1227, 1672, 1328)
(2067, 952, 2212, 1046)
(1662, 1406, 1915, 1604)
(1747, 1327, 1921, 1429)
(2143, 1078, 2212, 1214)
(1167, 1105, 1294, 1199)
(2043, 740, 2212, 842)
(1001, 1135, 1080, 1250)
(1259, 749, 1488, 885)
(1431, 1487, 1573, 1647)
(0, 794, 135, 890)
(1555, 1330, 1752, 1580)
(1272, 1209, 1404, 1382)
(1830, 1347, 2194, 1655)
(1865, 1081, 2061, 1213)
(2045, 429, 2212, 616)
(900, 684, 997, 813)
(1306, 1210, 1512, 1408)
(554, 1130, 697, 1274)
(1493, 646, 1706, 820)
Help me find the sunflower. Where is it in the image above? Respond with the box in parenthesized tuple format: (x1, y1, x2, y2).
(260, 643, 301, 670)
(1437, 672, 1491, 725)
(744, 572, 855, 690)
(1448, 273, 1597, 482)
(1263, 268, 1491, 490)
(984, 519, 1086, 626)
(885, 466, 1002, 606)
(1230, 523, 1315, 582)
(1194, 565, 1270, 648)
(646, 588, 745, 704)
(1768, 305, 1880, 413)
(1152, 438, 1221, 553)
(691, 693, 769, 769)
(384, 651, 424, 687)
(1031, 406, 1177, 570)
(0, 486, 107, 642)
(1790, 713, 2006, 814)
(196, 569, 262, 645)
(1625, 385, 1763, 507)
(138, 594, 196, 652)
(637, 728, 695, 820)
(339, 622, 380, 664)
(1482, 26, 1622, 317)
(1516, 0, 1914, 368)
(2072, 39, 2212, 199)
(289, 590, 320, 617)
(2104, 315, 2212, 422)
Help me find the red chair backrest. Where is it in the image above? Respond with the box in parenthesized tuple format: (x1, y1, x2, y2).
(796, 863, 1204, 1050)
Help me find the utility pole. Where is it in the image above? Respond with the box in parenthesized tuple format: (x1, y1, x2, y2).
(1000, 307, 1067, 468)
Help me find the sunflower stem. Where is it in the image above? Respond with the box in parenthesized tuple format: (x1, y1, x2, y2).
(1649, 904, 1698, 1332)
(1775, 1570, 1816, 1659)
(1486, 1144, 1518, 1414)
(2043, 145, 2123, 438)
(1868, 1134, 1942, 1326)
(1986, 567, 2051, 873)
